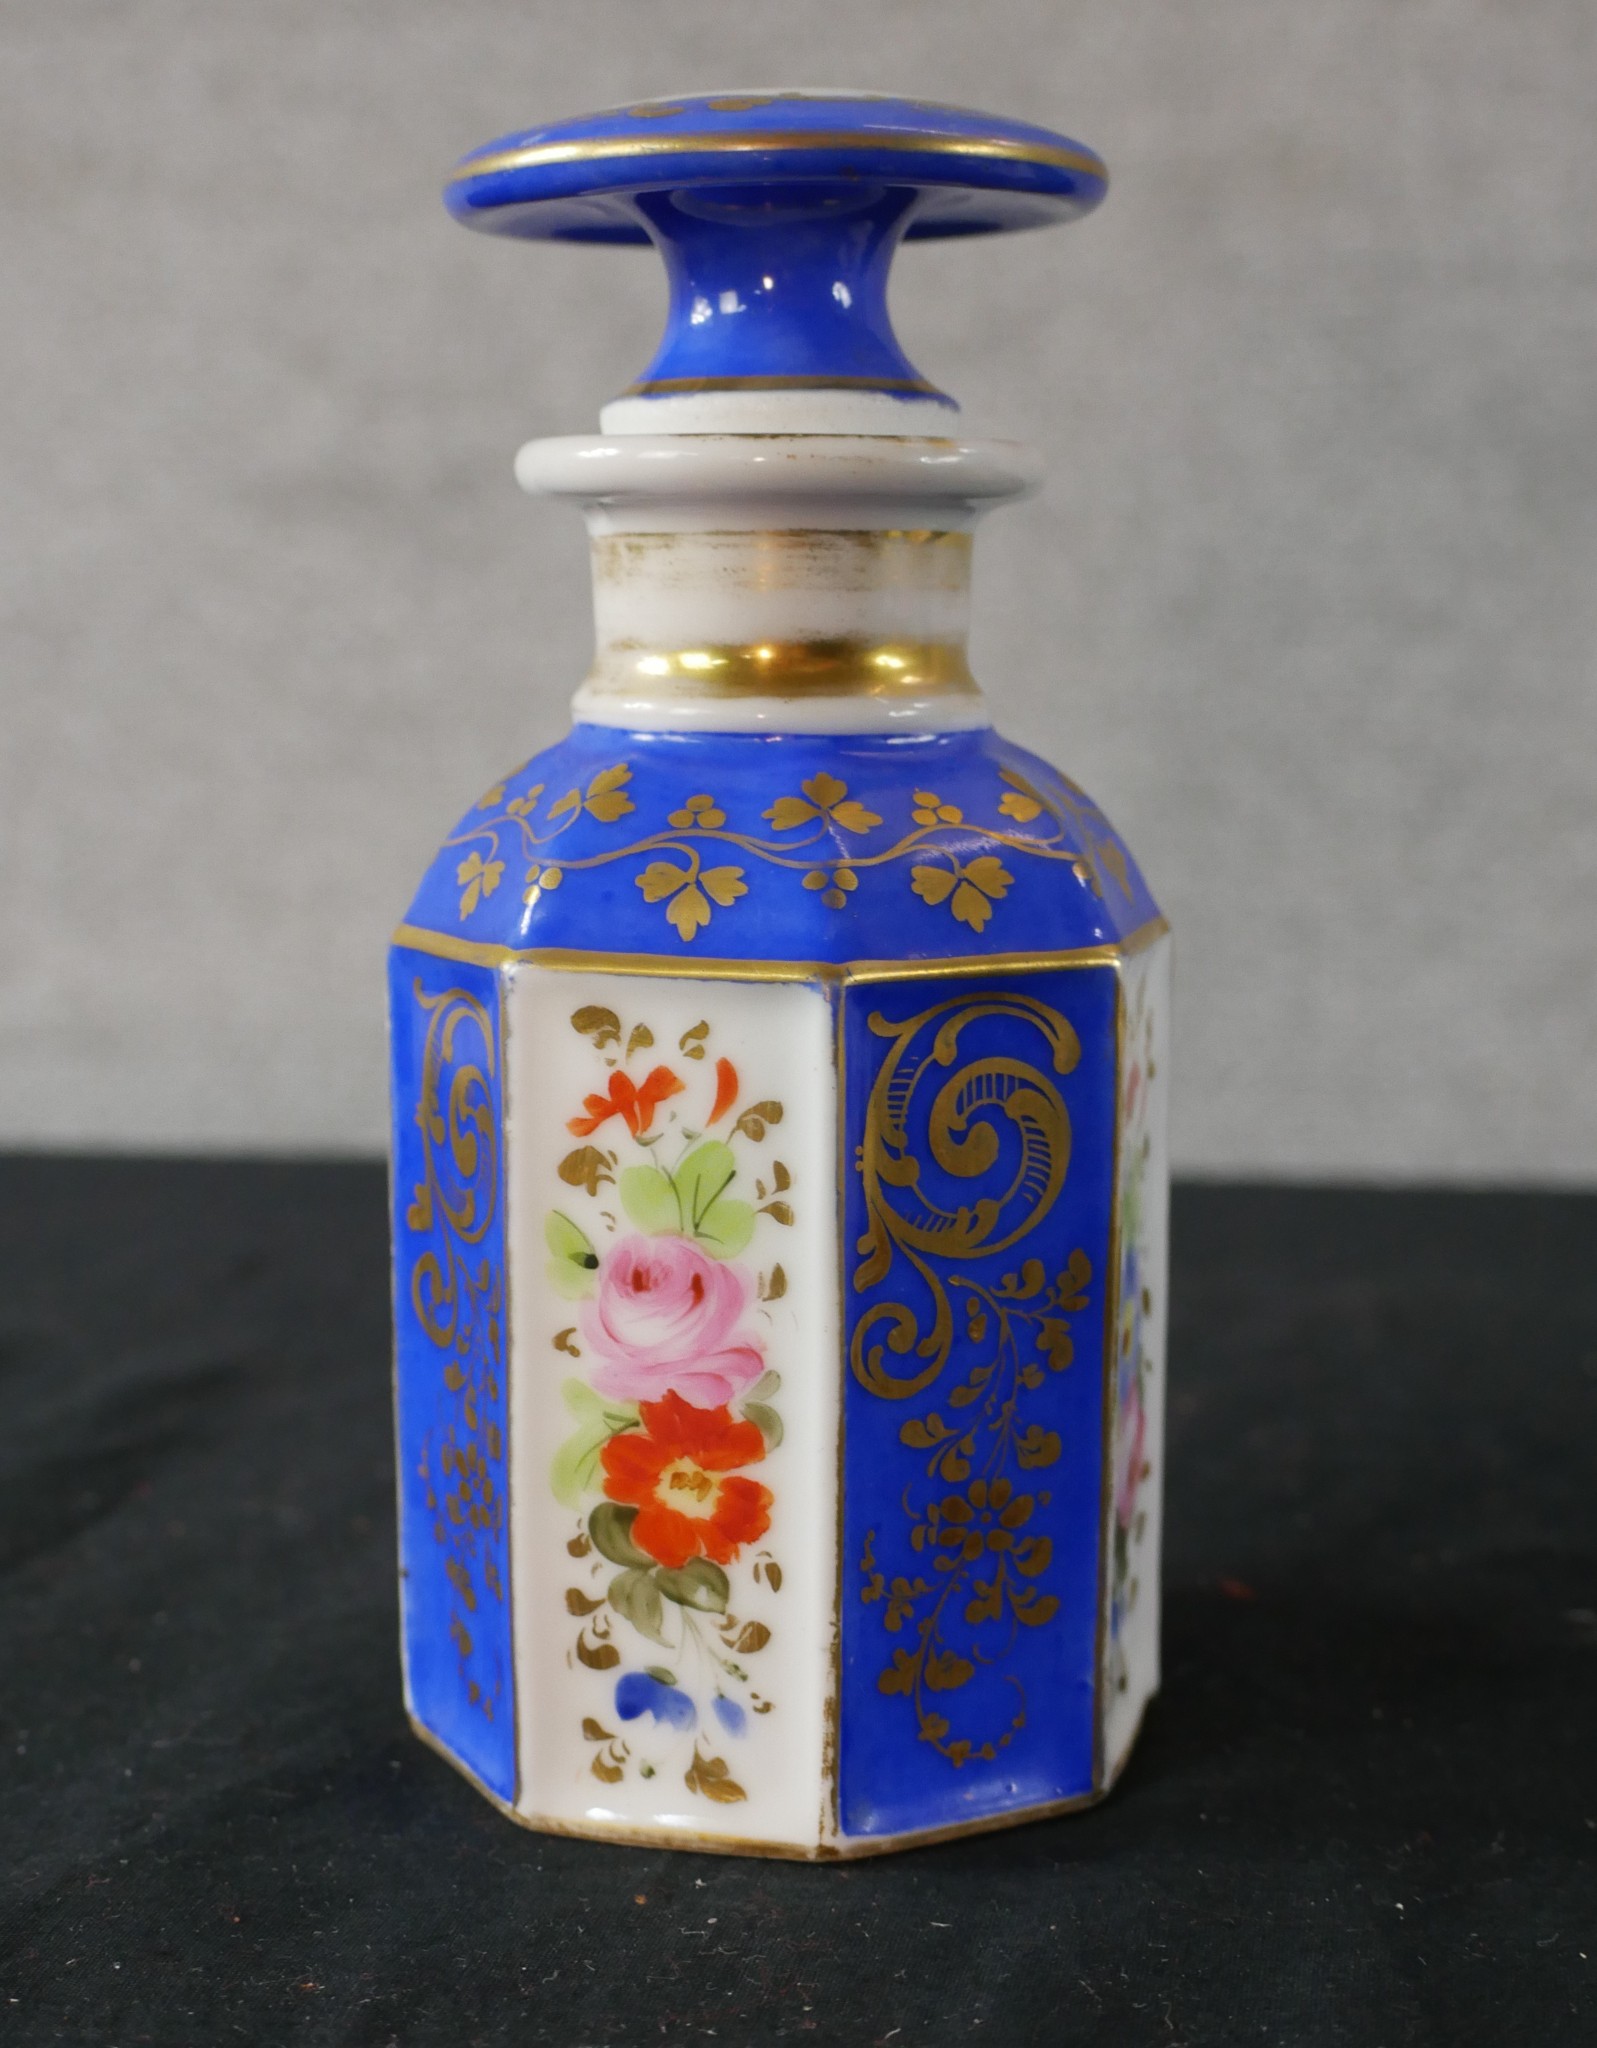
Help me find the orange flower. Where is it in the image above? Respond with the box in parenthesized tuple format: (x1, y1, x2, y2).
(708, 1056, 738, 1126)
(600, 1391, 772, 1570)
(567, 1066, 684, 1139)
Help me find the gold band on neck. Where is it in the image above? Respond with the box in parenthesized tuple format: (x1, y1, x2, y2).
(586, 636, 979, 701)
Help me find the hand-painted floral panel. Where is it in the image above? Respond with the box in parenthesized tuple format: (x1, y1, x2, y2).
(507, 970, 838, 1847)
(1101, 935, 1170, 1773)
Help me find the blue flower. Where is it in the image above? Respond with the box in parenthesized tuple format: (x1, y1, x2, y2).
(712, 1694, 747, 1738)
(615, 1672, 696, 1730)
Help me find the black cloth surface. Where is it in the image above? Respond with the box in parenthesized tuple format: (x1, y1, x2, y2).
(1, 1158, 1592, 2046)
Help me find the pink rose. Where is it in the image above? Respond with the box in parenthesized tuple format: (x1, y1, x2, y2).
(581, 1234, 764, 1409)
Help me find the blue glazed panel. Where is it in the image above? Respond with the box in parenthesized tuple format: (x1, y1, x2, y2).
(839, 967, 1118, 1839)
(402, 725, 1160, 967)
(389, 946, 516, 1802)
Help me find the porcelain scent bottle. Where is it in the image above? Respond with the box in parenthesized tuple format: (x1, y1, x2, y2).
(388, 94, 1169, 1858)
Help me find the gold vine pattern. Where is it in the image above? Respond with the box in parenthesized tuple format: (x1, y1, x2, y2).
(444, 760, 1133, 943)
(406, 983, 507, 1720)
(851, 992, 1090, 1766)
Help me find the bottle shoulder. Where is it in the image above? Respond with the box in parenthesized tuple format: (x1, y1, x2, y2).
(398, 724, 1161, 965)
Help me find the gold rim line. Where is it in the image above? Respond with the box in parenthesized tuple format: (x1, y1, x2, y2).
(407, 1707, 1143, 1862)
(586, 638, 978, 701)
(622, 374, 946, 398)
(495, 985, 522, 1808)
(391, 917, 1170, 983)
(1093, 969, 1127, 1790)
(827, 1001, 850, 1847)
(1110, 913, 1170, 962)
(450, 128, 1108, 186)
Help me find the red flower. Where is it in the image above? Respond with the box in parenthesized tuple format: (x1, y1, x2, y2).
(567, 1066, 684, 1139)
(600, 1391, 772, 1570)
(708, 1056, 738, 1126)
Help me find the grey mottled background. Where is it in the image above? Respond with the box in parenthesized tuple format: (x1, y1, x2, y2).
(3, 0, 1594, 1177)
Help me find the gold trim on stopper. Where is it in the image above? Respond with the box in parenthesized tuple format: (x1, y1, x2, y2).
(450, 128, 1108, 186)
(622, 373, 946, 398)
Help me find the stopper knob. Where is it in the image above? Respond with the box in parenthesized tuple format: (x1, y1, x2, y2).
(446, 91, 1106, 425)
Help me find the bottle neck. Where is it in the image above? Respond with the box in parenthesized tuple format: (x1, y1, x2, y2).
(515, 431, 1041, 735)
(575, 526, 980, 733)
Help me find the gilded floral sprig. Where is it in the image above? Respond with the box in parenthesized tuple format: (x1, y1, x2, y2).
(444, 758, 1131, 939)
(636, 849, 748, 941)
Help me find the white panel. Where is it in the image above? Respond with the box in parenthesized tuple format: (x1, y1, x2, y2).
(1102, 933, 1170, 1779)
(504, 967, 839, 1850)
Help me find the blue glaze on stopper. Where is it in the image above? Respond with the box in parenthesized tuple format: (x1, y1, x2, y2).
(445, 92, 1106, 407)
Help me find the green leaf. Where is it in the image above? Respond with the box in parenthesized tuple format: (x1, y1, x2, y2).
(675, 1142, 737, 1234)
(545, 1209, 600, 1299)
(549, 1381, 637, 1510)
(547, 1258, 597, 1303)
(589, 1501, 652, 1569)
(549, 1431, 603, 1510)
(654, 1558, 730, 1613)
(548, 1376, 634, 1507)
(608, 1567, 670, 1646)
(749, 1370, 781, 1400)
(644, 1665, 677, 1686)
(745, 1401, 783, 1449)
(697, 1196, 755, 1260)
(561, 1378, 611, 1425)
(618, 1163, 681, 1234)
(547, 1210, 597, 1261)
(652, 1140, 754, 1256)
